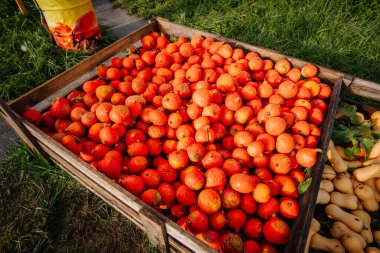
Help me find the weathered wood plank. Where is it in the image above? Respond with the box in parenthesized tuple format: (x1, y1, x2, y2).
(140, 207, 169, 252)
(165, 222, 218, 253)
(0, 97, 51, 161)
(168, 237, 193, 253)
(22, 120, 145, 213)
(49, 156, 145, 230)
(348, 77, 380, 102)
(285, 77, 343, 253)
(8, 21, 157, 114)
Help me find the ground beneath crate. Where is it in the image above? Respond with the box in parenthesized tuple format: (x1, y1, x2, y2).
(0, 0, 146, 161)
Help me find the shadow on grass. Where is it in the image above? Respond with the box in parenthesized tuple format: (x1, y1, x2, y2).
(0, 143, 159, 253)
(0, 0, 117, 102)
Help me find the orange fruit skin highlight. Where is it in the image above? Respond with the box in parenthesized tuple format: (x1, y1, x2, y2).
(230, 173, 258, 193)
(265, 117, 286, 136)
(301, 64, 318, 78)
(198, 189, 222, 215)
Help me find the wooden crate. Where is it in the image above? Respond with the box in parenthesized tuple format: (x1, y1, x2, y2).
(2, 18, 380, 253)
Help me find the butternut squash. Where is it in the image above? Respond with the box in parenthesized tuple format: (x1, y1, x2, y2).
(335, 110, 345, 119)
(345, 160, 363, 169)
(330, 221, 366, 248)
(330, 192, 360, 210)
(353, 165, 380, 182)
(338, 171, 351, 178)
(333, 175, 354, 194)
(323, 164, 337, 180)
(320, 179, 334, 193)
(336, 145, 355, 160)
(373, 118, 380, 126)
(317, 189, 330, 205)
(354, 184, 379, 212)
(371, 111, 380, 123)
(362, 119, 372, 127)
(325, 204, 363, 232)
(342, 234, 365, 253)
(352, 178, 363, 189)
(356, 112, 365, 125)
(366, 247, 380, 253)
(354, 184, 375, 200)
(363, 158, 380, 166)
(362, 197, 379, 212)
(364, 178, 380, 202)
(374, 230, 380, 246)
(351, 210, 373, 244)
(328, 140, 348, 172)
(369, 141, 380, 159)
(304, 218, 320, 253)
(310, 233, 345, 253)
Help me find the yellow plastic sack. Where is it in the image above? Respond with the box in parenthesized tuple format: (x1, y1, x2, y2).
(35, 0, 101, 50)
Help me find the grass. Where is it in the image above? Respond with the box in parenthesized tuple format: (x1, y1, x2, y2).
(0, 0, 116, 101)
(114, 0, 380, 83)
(114, 0, 380, 107)
(0, 143, 157, 253)
(0, 1, 157, 252)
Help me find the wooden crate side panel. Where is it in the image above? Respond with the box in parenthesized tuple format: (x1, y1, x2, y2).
(0, 98, 51, 160)
(9, 21, 157, 114)
(50, 157, 144, 231)
(168, 238, 194, 253)
(139, 207, 169, 252)
(285, 78, 343, 252)
(156, 18, 343, 83)
(22, 121, 145, 213)
(24, 120, 216, 252)
(165, 222, 219, 253)
(348, 77, 380, 102)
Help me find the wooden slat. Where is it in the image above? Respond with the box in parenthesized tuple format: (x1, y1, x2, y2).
(165, 222, 218, 253)
(22, 120, 145, 213)
(348, 77, 380, 102)
(0, 97, 51, 161)
(285, 77, 343, 253)
(168, 237, 193, 253)
(50, 156, 144, 231)
(21, 119, 215, 252)
(21, 118, 217, 252)
(139, 207, 169, 252)
(8, 21, 157, 114)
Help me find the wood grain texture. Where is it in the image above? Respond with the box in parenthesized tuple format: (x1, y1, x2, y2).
(50, 156, 145, 230)
(167, 238, 193, 253)
(140, 207, 169, 252)
(0, 97, 51, 161)
(348, 77, 380, 102)
(285, 77, 343, 253)
(22, 119, 215, 252)
(165, 222, 218, 253)
(22, 120, 145, 213)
